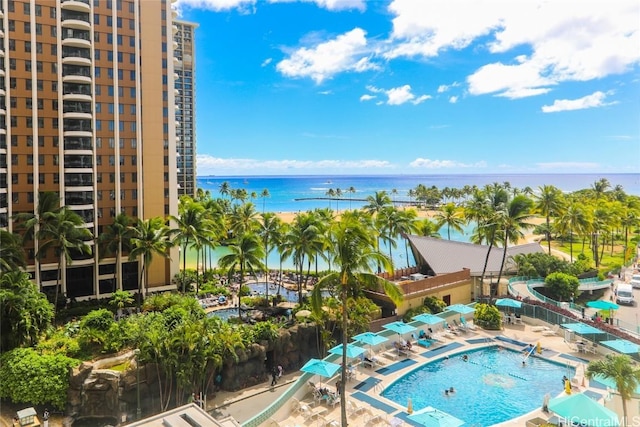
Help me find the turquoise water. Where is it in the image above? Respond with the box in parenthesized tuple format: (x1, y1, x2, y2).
(208, 307, 239, 321)
(197, 174, 640, 213)
(382, 346, 573, 426)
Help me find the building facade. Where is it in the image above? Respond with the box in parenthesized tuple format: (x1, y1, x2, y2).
(0, 0, 180, 300)
(173, 19, 196, 197)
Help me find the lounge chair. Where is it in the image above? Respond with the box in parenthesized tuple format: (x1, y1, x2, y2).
(452, 319, 468, 333)
(412, 332, 434, 348)
(541, 324, 560, 336)
(459, 317, 477, 330)
(531, 325, 550, 332)
(347, 400, 371, 417)
(299, 403, 328, 421)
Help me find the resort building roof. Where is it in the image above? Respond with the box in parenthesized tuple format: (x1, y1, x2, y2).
(406, 235, 544, 277)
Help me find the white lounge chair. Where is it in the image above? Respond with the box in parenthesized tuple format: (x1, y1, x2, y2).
(531, 325, 550, 332)
(541, 324, 560, 336)
(347, 400, 371, 417)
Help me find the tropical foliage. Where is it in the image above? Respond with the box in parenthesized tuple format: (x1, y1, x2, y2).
(0, 348, 80, 410)
(586, 354, 640, 427)
(544, 272, 580, 301)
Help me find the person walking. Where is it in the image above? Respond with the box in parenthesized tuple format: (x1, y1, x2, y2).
(270, 366, 278, 386)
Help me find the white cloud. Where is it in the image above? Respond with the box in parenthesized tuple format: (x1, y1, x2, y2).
(276, 28, 379, 83)
(318, 90, 333, 95)
(197, 154, 394, 175)
(261, 58, 273, 67)
(174, 0, 255, 13)
(364, 84, 431, 105)
(448, 96, 458, 103)
(268, 0, 365, 11)
(384, 0, 640, 98)
(437, 82, 460, 93)
(360, 94, 376, 101)
(409, 158, 487, 169)
(541, 91, 614, 113)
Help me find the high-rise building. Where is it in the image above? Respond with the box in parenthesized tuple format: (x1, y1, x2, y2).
(0, 0, 180, 300)
(173, 20, 196, 197)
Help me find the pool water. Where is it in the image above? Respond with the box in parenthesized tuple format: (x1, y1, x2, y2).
(248, 282, 330, 303)
(208, 308, 239, 321)
(381, 346, 573, 426)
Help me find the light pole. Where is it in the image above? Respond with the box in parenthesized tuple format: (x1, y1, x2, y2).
(134, 349, 141, 420)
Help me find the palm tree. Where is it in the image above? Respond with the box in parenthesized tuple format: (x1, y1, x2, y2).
(13, 191, 61, 288)
(310, 215, 403, 427)
(0, 230, 26, 274)
(98, 213, 134, 292)
(347, 186, 356, 210)
(109, 289, 134, 319)
(38, 207, 93, 314)
(281, 212, 324, 304)
(229, 202, 260, 238)
(218, 233, 265, 319)
(170, 196, 211, 292)
(259, 212, 285, 302)
(414, 218, 441, 238)
(555, 202, 590, 262)
(129, 217, 172, 312)
(586, 354, 640, 427)
(494, 195, 534, 286)
(218, 181, 231, 199)
(363, 191, 393, 271)
(260, 188, 270, 214)
(533, 185, 565, 254)
(434, 202, 465, 240)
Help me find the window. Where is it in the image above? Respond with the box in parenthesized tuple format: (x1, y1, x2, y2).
(130, 138, 137, 148)
(36, 43, 42, 54)
(95, 49, 100, 60)
(26, 98, 32, 109)
(117, 52, 123, 63)
(118, 35, 123, 45)
(36, 61, 43, 72)
(130, 70, 136, 81)
(96, 173, 102, 183)
(9, 59, 16, 70)
(129, 19, 135, 30)
(8, 40, 15, 51)
(35, 23, 42, 35)
(95, 67, 101, 77)
(11, 117, 18, 127)
(38, 154, 44, 165)
(95, 103, 101, 113)
(96, 120, 102, 131)
(26, 80, 32, 90)
(25, 41, 31, 52)
(107, 16, 112, 26)
(35, 4, 41, 16)
(129, 36, 135, 47)
(38, 118, 44, 128)
(53, 173, 59, 184)
(8, 20, 15, 32)
(96, 137, 102, 148)
(12, 174, 18, 184)
(50, 6, 56, 19)
(11, 155, 18, 165)
(51, 26, 56, 37)
(132, 173, 137, 182)
(25, 61, 32, 72)
(10, 97, 17, 108)
(129, 53, 135, 64)
(38, 136, 44, 147)
(24, 22, 30, 33)
(51, 45, 57, 55)
(94, 14, 99, 25)
(25, 117, 32, 128)
(107, 68, 113, 79)
(23, 2, 30, 15)
(27, 155, 33, 165)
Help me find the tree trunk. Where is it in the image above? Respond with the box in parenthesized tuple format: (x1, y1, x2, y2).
(340, 280, 348, 427)
(480, 242, 494, 298)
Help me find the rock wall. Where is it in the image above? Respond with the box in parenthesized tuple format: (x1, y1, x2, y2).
(66, 323, 320, 418)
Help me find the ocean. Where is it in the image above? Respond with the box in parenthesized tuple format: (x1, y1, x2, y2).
(197, 173, 640, 213)
(189, 173, 640, 271)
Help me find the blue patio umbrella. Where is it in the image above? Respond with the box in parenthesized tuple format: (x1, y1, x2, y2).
(446, 304, 475, 315)
(329, 343, 366, 359)
(548, 393, 619, 426)
(599, 339, 639, 354)
(586, 300, 619, 310)
(352, 332, 388, 347)
(561, 323, 605, 336)
(412, 313, 445, 325)
(382, 321, 417, 335)
(300, 358, 341, 386)
(495, 298, 522, 309)
(407, 406, 464, 427)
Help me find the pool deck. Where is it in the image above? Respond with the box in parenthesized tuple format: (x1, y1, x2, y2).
(209, 321, 614, 427)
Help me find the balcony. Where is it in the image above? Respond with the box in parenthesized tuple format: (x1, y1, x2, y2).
(62, 46, 91, 67)
(61, 0, 91, 13)
(65, 173, 93, 187)
(61, 11, 91, 31)
(62, 83, 92, 102)
(64, 155, 93, 168)
(61, 35, 91, 49)
(64, 136, 92, 151)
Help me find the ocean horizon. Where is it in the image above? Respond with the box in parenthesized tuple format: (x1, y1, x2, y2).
(188, 173, 639, 271)
(196, 173, 640, 214)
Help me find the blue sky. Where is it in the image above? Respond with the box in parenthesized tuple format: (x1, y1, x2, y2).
(175, 0, 640, 176)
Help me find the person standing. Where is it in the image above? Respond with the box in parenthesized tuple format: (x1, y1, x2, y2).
(43, 409, 50, 427)
(270, 366, 278, 386)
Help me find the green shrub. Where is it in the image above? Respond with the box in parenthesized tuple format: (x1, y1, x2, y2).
(473, 303, 501, 330)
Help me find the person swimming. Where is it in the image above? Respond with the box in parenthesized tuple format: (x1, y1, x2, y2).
(462, 354, 468, 362)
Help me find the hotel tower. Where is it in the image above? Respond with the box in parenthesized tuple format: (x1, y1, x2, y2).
(173, 19, 196, 197)
(0, 0, 181, 299)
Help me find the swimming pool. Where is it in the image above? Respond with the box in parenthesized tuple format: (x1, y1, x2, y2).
(208, 308, 239, 321)
(381, 346, 573, 426)
(248, 282, 330, 303)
